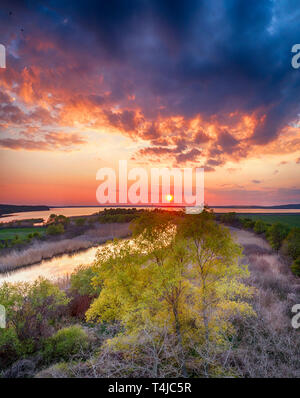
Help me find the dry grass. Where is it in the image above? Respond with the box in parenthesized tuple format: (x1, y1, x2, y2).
(226, 227, 300, 377)
(0, 223, 130, 273)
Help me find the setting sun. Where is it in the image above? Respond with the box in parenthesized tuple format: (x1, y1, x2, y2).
(166, 194, 173, 202)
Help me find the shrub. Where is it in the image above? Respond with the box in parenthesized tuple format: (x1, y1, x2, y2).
(281, 228, 300, 260)
(55, 215, 69, 225)
(70, 265, 100, 297)
(241, 218, 255, 230)
(253, 220, 268, 234)
(0, 278, 69, 365)
(291, 257, 300, 277)
(220, 212, 238, 225)
(266, 223, 290, 251)
(75, 218, 86, 226)
(0, 329, 22, 369)
(43, 325, 89, 362)
(46, 223, 64, 236)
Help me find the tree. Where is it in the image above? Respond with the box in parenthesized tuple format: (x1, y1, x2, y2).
(281, 228, 300, 260)
(0, 278, 69, 365)
(291, 257, 300, 276)
(266, 223, 290, 251)
(75, 218, 86, 226)
(86, 212, 254, 376)
(178, 213, 253, 343)
(46, 223, 64, 236)
(253, 220, 267, 234)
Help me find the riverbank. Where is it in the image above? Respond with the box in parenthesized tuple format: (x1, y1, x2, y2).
(1, 214, 300, 378)
(0, 223, 131, 274)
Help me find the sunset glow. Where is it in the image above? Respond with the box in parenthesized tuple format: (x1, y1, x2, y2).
(166, 195, 173, 203)
(0, 1, 300, 206)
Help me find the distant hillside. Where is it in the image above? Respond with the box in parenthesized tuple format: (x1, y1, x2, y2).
(0, 204, 50, 216)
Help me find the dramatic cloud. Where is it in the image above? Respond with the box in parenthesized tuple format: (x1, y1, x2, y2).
(0, 132, 86, 151)
(1, 1, 300, 204)
(0, 1, 300, 162)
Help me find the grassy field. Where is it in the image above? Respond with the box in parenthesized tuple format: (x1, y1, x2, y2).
(0, 227, 46, 241)
(237, 214, 300, 228)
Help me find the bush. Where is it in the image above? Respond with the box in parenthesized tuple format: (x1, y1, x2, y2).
(266, 223, 290, 251)
(75, 218, 86, 226)
(241, 218, 255, 230)
(55, 215, 69, 225)
(46, 223, 64, 236)
(291, 257, 300, 277)
(253, 220, 268, 234)
(0, 278, 69, 367)
(281, 228, 300, 260)
(43, 325, 89, 362)
(70, 265, 100, 297)
(0, 329, 22, 369)
(220, 212, 238, 225)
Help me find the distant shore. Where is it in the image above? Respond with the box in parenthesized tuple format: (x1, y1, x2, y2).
(0, 222, 131, 275)
(0, 205, 50, 217)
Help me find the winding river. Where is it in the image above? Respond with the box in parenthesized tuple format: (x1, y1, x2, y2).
(0, 244, 102, 284)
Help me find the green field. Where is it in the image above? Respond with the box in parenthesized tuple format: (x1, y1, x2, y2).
(237, 214, 300, 228)
(0, 227, 46, 241)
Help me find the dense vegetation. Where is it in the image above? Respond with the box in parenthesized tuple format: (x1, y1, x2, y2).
(0, 208, 141, 254)
(235, 214, 300, 229)
(0, 210, 299, 378)
(219, 212, 300, 276)
(0, 227, 45, 249)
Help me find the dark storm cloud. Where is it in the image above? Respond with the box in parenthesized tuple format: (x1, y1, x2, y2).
(1, 0, 300, 158)
(58, 0, 300, 142)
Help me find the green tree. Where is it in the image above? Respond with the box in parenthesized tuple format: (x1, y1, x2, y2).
(253, 220, 268, 234)
(0, 278, 69, 364)
(281, 228, 300, 260)
(46, 223, 64, 236)
(291, 257, 300, 276)
(86, 212, 254, 376)
(75, 218, 86, 226)
(266, 223, 290, 251)
(43, 325, 89, 362)
(70, 265, 100, 296)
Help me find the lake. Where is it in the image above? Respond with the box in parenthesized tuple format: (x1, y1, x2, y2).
(1, 206, 300, 224)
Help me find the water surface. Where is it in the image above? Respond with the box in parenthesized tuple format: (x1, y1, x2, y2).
(2, 206, 300, 224)
(0, 244, 101, 284)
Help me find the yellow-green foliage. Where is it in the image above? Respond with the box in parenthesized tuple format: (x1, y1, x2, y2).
(46, 223, 65, 236)
(0, 277, 69, 366)
(70, 265, 100, 296)
(43, 325, 89, 362)
(86, 211, 255, 354)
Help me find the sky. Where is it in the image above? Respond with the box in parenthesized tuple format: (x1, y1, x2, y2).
(1, 0, 300, 206)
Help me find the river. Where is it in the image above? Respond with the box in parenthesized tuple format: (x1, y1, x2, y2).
(1, 206, 299, 284)
(0, 244, 102, 284)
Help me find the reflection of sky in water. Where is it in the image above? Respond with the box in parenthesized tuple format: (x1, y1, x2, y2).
(0, 245, 102, 284)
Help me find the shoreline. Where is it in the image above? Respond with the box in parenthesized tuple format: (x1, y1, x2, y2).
(0, 223, 131, 276)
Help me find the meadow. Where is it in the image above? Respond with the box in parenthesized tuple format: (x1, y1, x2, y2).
(237, 214, 300, 228)
(0, 227, 46, 241)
